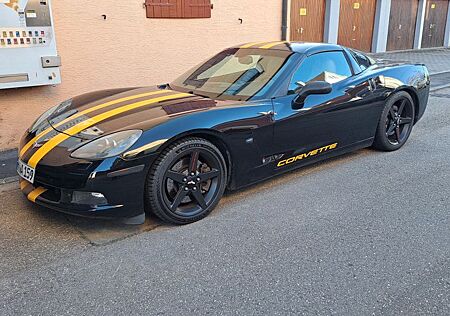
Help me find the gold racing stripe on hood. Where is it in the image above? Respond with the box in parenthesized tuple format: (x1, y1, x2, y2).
(259, 41, 288, 49)
(26, 93, 191, 168)
(19, 89, 173, 159)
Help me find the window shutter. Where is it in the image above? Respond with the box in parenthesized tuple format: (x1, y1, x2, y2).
(145, 0, 212, 18)
(145, 0, 182, 18)
(183, 0, 212, 18)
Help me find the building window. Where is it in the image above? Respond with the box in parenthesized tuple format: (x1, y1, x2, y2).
(145, 0, 212, 19)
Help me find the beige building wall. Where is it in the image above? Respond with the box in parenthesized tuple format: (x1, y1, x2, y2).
(0, 0, 282, 150)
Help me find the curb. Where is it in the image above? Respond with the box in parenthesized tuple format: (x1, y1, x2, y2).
(0, 175, 19, 185)
(0, 149, 18, 186)
(0, 177, 18, 193)
(0, 148, 18, 159)
(429, 70, 450, 76)
(430, 83, 450, 92)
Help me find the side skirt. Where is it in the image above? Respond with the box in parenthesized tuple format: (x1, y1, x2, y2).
(229, 137, 374, 191)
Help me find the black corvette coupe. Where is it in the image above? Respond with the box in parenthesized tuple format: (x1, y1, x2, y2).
(18, 41, 430, 224)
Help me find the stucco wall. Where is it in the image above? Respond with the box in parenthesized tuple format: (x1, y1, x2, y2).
(0, 0, 282, 150)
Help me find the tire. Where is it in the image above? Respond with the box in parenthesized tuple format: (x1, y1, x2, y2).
(372, 91, 415, 151)
(145, 137, 227, 225)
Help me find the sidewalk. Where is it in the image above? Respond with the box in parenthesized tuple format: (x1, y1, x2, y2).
(371, 47, 450, 91)
(371, 47, 450, 75)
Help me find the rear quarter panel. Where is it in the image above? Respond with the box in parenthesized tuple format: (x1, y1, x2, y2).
(370, 63, 430, 122)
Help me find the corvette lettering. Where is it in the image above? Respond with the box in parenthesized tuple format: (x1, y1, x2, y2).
(277, 143, 338, 167)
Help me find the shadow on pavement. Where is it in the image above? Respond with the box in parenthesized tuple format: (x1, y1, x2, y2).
(64, 213, 163, 246)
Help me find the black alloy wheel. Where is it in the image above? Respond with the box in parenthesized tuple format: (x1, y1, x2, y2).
(373, 91, 415, 151)
(385, 98, 414, 145)
(146, 137, 227, 224)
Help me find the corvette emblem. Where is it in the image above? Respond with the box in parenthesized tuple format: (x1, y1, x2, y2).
(33, 137, 51, 148)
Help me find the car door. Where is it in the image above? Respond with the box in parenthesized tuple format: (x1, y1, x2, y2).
(271, 50, 382, 171)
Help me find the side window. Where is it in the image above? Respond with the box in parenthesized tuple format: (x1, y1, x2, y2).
(289, 51, 352, 92)
(349, 49, 373, 71)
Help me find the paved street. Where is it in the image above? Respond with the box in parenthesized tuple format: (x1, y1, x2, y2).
(0, 88, 449, 315)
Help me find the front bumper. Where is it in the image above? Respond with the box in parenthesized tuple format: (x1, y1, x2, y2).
(19, 154, 158, 224)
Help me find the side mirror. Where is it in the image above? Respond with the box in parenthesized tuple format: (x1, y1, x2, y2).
(292, 81, 332, 109)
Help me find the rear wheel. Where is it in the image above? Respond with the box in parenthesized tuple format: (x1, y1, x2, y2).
(146, 137, 227, 224)
(373, 91, 415, 151)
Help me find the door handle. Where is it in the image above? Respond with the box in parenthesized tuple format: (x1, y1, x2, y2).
(294, 108, 311, 112)
(258, 110, 276, 116)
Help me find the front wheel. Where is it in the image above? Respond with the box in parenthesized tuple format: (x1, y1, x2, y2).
(372, 91, 415, 151)
(145, 137, 227, 224)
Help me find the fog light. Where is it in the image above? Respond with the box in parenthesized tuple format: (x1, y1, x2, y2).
(71, 191, 107, 206)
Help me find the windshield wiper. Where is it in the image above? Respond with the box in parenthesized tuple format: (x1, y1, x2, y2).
(188, 90, 211, 99)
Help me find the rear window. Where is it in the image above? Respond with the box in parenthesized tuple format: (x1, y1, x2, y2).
(349, 49, 374, 71)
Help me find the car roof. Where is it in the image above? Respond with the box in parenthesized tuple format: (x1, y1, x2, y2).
(234, 41, 344, 56)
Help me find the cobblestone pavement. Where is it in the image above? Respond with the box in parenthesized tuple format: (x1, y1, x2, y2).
(371, 47, 450, 74)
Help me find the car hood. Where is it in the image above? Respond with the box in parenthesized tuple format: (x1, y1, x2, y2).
(46, 86, 236, 141)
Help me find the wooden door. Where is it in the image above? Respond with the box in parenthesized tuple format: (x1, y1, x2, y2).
(338, 0, 377, 52)
(421, 0, 449, 48)
(290, 0, 326, 42)
(387, 0, 419, 50)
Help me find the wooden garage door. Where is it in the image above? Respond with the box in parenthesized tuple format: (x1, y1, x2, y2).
(387, 0, 419, 51)
(338, 0, 377, 52)
(290, 0, 326, 42)
(421, 0, 449, 48)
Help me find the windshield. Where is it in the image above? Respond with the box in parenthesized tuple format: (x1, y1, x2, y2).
(171, 48, 293, 101)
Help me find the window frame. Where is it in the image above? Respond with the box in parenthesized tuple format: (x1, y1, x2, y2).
(346, 48, 375, 73)
(287, 50, 355, 94)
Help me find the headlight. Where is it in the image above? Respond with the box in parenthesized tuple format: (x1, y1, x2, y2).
(70, 130, 143, 160)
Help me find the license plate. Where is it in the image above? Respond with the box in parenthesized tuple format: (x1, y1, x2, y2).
(17, 160, 35, 184)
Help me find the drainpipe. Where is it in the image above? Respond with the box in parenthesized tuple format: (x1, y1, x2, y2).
(281, 0, 288, 40)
